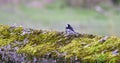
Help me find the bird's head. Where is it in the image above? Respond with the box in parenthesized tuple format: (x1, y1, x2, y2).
(66, 24, 71, 27)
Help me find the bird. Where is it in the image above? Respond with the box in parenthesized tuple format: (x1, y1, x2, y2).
(65, 24, 76, 35)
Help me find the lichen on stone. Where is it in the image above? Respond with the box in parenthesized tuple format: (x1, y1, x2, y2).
(0, 24, 120, 63)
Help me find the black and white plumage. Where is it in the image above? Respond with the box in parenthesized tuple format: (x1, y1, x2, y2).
(65, 24, 76, 35)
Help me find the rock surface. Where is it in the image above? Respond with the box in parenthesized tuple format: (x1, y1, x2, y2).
(0, 24, 120, 63)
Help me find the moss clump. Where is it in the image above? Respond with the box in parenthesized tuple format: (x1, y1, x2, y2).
(0, 24, 120, 63)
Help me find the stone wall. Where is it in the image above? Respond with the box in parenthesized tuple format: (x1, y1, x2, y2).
(0, 24, 120, 63)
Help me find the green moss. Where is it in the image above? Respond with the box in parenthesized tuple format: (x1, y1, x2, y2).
(0, 38, 14, 47)
(0, 24, 120, 63)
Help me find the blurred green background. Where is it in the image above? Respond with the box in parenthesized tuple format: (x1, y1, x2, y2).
(0, 0, 120, 36)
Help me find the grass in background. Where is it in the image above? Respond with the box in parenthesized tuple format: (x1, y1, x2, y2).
(0, 4, 120, 36)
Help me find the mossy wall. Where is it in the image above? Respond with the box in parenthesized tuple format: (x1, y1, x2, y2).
(0, 24, 120, 63)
